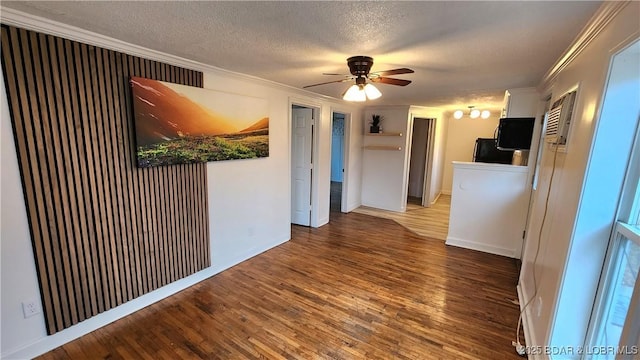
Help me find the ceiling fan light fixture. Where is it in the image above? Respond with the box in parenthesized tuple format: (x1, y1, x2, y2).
(304, 56, 413, 101)
(453, 110, 464, 119)
(363, 83, 382, 100)
(343, 84, 366, 102)
(470, 109, 481, 119)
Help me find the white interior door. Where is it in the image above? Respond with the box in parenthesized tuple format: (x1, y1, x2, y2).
(291, 107, 313, 226)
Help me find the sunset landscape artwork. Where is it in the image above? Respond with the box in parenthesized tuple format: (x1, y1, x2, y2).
(130, 77, 269, 167)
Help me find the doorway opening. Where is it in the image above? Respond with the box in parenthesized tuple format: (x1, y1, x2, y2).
(291, 104, 318, 226)
(329, 110, 351, 218)
(407, 117, 436, 208)
(330, 112, 345, 214)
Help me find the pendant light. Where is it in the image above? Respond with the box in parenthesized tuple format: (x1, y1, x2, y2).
(453, 106, 491, 119)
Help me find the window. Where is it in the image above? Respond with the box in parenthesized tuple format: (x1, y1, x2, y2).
(587, 127, 640, 359)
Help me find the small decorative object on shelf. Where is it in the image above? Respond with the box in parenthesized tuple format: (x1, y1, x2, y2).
(370, 114, 383, 133)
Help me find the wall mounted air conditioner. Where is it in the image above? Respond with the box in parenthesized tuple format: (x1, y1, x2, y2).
(545, 90, 577, 145)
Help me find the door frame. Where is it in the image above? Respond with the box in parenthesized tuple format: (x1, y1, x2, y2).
(289, 98, 322, 227)
(330, 108, 352, 213)
(404, 116, 437, 208)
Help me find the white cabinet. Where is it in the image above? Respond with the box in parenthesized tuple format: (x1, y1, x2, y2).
(501, 87, 539, 118)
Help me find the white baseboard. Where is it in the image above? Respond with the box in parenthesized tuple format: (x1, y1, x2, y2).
(445, 236, 516, 258)
(517, 283, 538, 360)
(345, 201, 361, 213)
(441, 190, 452, 196)
(431, 192, 442, 205)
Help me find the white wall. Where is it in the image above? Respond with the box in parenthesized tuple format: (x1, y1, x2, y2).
(518, 2, 640, 355)
(441, 113, 500, 194)
(549, 37, 640, 354)
(0, 19, 363, 359)
(361, 106, 445, 212)
(361, 106, 411, 212)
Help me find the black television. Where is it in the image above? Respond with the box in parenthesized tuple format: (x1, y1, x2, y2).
(496, 117, 535, 150)
(474, 138, 514, 164)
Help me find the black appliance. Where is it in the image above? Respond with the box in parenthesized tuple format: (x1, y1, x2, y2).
(473, 138, 514, 164)
(496, 117, 535, 150)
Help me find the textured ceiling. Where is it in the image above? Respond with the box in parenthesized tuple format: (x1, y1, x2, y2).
(2, 1, 602, 110)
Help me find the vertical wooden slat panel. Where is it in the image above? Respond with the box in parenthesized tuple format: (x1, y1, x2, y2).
(171, 166, 184, 280)
(106, 49, 134, 302)
(31, 31, 71, 328)
(185, 164, 195, 273)
(177, 165, 188, 276)
(76, 41, 105, 315)
(166, 167, 177, 283)
(20, 28, 65, 332)
(99, 47, 125, 307)
(94, 46, 121, 308)
(204, 165, 210, 265)
(87, 44, 114, 312)
(1, 27, 56, 332)
(2, 25, 210, 335)
(119, 53, 143, 298)
(47, 35, 85, 325)
(149, 167, 161, 288)
(135, 56, 157, 292)
(70, 40, 99, 319)
(127, 54, 150, 296)
(36, 32, 77, 328)
(62, 37, 93, 322)
(180, 165, 190, 277)
(186, 165, 197, 273)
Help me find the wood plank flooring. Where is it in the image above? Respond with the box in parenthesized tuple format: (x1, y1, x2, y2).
(38, 211, 521, 359)
(353, 194, 451, 241)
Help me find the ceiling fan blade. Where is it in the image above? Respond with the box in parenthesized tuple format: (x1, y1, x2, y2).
(303, 78, 351, 88)
(322, 72, 350, 76)
(370, 68, 414, 76)
(372, 77, 412, 86)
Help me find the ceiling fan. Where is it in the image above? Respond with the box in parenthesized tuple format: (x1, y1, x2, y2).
(303, 56, 414, 102)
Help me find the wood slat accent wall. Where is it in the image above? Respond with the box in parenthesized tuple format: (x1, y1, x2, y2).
(1, 25, 210, 335)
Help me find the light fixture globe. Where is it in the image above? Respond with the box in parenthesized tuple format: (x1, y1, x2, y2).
(470, 109, 481, 119)
(453, 110, 464, 119)
(342, 84, 366, 102)
(481, 110, 491, 119)
(363, 84, 382, 100)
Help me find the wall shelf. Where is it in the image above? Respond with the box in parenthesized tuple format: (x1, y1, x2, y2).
(364, 145, 402, 151)
(366, 132, 403, 137)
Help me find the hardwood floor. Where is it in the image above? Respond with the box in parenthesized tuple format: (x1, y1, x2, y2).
(353, 194, 451, 241)
(38, 211, 521, 359)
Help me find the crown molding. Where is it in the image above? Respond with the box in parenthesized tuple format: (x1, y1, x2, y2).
(0, 6, 341, 103)
(538, 1, 629, 91)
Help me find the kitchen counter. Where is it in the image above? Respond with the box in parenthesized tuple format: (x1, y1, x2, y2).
(446, 161, 530, 258)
